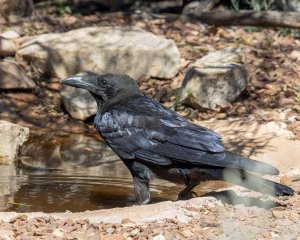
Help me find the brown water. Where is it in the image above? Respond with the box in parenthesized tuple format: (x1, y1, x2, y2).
(0, 131, 227, 213)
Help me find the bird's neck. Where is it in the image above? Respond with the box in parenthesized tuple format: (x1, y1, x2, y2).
(93, 92, 143, 112)
(104, 92, 143, 110)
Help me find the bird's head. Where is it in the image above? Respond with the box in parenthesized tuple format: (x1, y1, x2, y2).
(62, 71, 142, 107)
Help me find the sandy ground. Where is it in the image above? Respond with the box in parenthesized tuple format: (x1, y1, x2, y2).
(0, 182, 299, 240)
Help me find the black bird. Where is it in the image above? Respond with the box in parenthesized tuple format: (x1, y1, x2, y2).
(62, 72, 294, 204)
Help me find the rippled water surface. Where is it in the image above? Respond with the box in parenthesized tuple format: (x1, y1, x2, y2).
(0, 131, 227, 213)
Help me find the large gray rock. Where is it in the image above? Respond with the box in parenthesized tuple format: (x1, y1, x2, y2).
(18, 26, 180, 80)
(60, 85, 97, 120)
(0, 61, 36, 89)
(0, 120, 29, 164)
(179, 48, 248, 110)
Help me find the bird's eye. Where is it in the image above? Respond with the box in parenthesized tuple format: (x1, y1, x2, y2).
(98, 78, 108, 88)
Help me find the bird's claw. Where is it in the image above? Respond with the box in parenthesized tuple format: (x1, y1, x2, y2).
(177, 190, 198, 200)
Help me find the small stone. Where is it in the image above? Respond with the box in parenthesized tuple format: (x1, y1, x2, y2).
(0, 37, 16, 56)
(293, 105, 300, 112)
(0, 229, 14, 239)
(0, 121, 29, 164)
(260, 231, 271, 238)
(215, 113, 227, 119)
(236, 106, 247, 114)
(106, 227, 116, 234)
(17, 215, 28, 222)
(1, 30, 20, 39)
(289, 211, 299, 222)
(130, 228, 140, 236)
(60, 85, 97, 121)
(52, 228, 64, 237)
(290, 50, 300, 61)
(272, 210, 285, 219)
(0, 61, 35, 89)
(181, 229, 194, 238)
(153, 234, 166, 240)
(279, 97, 295, 107)
(121, 218, 135, 224)
(13, 227, 26, 236)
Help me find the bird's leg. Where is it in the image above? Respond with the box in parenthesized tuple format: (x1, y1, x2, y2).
(133, 177, 150, 204)
(123, 160, 152, 204)
(178, 176, 199, 200)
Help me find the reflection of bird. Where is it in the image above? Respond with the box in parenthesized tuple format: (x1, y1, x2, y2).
(62, 72, 294, 204)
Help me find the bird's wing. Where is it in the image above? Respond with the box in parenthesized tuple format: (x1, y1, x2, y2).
(100, 96, 227, 167)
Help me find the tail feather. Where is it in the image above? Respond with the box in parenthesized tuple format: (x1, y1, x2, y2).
(224, 152, 279, 175)
(203, 168, 294, 196)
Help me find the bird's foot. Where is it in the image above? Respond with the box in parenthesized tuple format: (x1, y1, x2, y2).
(177, 191, 198, 200)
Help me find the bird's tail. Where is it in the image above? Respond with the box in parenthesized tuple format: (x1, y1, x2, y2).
(223, 151, 280, 175)
(203, 168, 294, 196)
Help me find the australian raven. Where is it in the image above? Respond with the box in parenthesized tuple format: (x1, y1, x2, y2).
(62, 72, 294, 204)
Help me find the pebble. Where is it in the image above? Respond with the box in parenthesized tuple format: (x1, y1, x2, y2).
(130, 228, 140, 236)
(279, 97, 295, 107)
(0, 30, 20, 39)
(181, 229, 194, 238)
(0, 37, 16, 56)
(215, 113, 227, 119)
(121, 218, 135, 224)
(289, 211, 299, 222)
(153, 234, 166, 240)
(52, 228, 64, 237)
(293, 105, 300, 113)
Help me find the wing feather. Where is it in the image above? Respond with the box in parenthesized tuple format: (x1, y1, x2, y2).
(97, 96, 226, 167)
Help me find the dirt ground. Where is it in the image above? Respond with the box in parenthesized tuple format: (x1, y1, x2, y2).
(0, 180, 299, 240)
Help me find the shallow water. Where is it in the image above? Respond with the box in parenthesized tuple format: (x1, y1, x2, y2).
(0, 131, 226, 213)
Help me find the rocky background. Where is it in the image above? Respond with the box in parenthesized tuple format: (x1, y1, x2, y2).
(0, 0, 300, 239)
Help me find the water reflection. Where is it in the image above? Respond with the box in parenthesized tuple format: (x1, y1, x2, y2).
(0, 131, 227, 213)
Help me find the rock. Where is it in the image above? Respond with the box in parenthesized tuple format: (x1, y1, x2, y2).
(290, 50, 300, 61)
(179, 48, 248, 110)
(61, 85, 97, 120)
(278, 97, 295, 107)
(0, 61, 36, 89)
(0, 120, 29, 164)
(18, 26, 180, 80)
(0, 0, 34, 23)
(272, 209, 285, 219)
(0, 37, 16, 56)
(152, 234, 166, 240)
(0, 30, 20, 39)
(181, 229, 194, 238)
(289, 211, 299, 222)
(0, 229, 14, 240)
(52, 228, 64, 237)
(0, 164, 19, 211)
(130, 228, 140, 236)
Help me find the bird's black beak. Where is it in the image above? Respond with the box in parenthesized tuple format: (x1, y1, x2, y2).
(62, 75, 97, 94)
